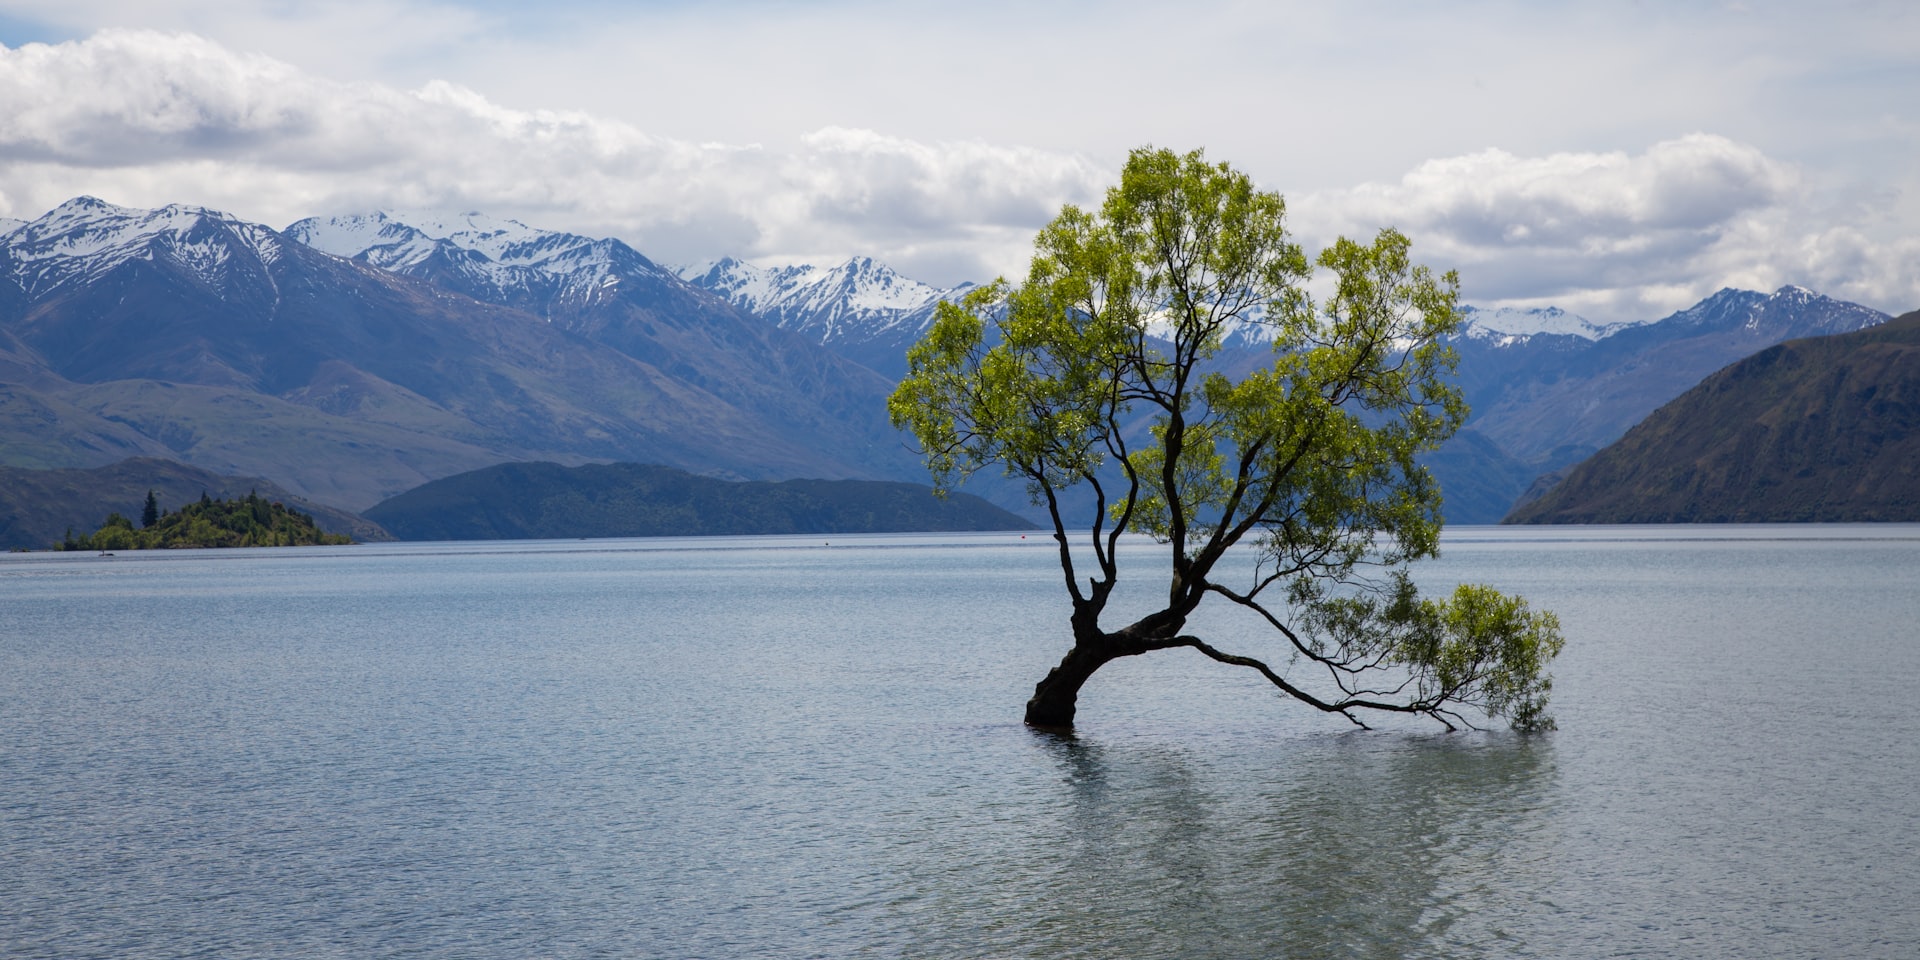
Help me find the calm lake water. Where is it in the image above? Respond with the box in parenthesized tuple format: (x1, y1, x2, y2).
(3, 527, 1917, 958)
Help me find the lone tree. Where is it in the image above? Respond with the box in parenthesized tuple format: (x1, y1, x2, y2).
(889, 147, 1563, 731)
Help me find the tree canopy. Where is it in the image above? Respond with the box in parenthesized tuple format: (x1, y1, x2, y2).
(61, 491, 350, 550)
(889, 147, 1563, 731)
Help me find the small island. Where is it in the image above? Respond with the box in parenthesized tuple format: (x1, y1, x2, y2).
(59, 491, 352, 550)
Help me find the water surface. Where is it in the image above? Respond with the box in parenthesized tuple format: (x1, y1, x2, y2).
(3, 527, 1916, 958)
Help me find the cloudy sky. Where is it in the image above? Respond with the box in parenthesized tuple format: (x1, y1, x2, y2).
(1, 0, 1915, 322)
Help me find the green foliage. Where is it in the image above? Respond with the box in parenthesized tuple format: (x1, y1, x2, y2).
(60, 491, 350, 550)
(890, 146, 1565, 730)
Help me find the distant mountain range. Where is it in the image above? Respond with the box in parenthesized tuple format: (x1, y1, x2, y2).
(1450, 285, 1887, 472)
(1507, 309, 1920, 523)
(1, 199, 916, 512)
(363, 461, 1032, 541)
(1194, 286, 1889, 522)
(0, 196, 1899, 531)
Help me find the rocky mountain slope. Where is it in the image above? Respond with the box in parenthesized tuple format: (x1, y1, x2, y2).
(688, 252, 1889, 522)
(5, 196, 1893, 529)
(1453, 286, 1888, 475)
(678, 256, 968, 379)
(1, 200, 915, 510)
(1507, 309, 1920, 523)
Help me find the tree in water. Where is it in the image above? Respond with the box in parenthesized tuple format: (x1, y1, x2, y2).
(889, 147, 1563, 731)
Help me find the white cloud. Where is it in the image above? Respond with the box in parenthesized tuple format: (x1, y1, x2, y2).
(1, 29, 1914, 319)
(0, 29, 1108, 284)
(1297, 136, 1920, 322)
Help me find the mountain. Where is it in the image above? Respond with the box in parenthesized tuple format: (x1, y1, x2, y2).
(1403, 286, 1887, 522)
(0, 456, 388, 550)
(1505, 309, 1920, 523)
(363, 461, 1033, 541)
(9, 196, 1889, 529)
(1453, 286, 1888, 471)
(677, 256, 969, 378)
(1, 199, 916, 509)
(285, 212, 915, 475)
(1414, 427, 1542, 525)
(1456, 304, 1643, 342)
(677, 251, 1889, 524)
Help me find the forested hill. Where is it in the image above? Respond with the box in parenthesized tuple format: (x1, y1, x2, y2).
(60, 492, 351, 550)
(364, 462, 1035, 541)
(0, 457, 388, 550)
(1506, 308, 1920, 523)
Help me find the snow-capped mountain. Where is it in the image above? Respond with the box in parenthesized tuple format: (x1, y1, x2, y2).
(1457, 304, 1641, 343)
(1664, 284, 1888, 337)
(679, 256, 954, 339)
(0, 197, 922, 512)
(1133, 299, 1623, 352)
(4, 196, 287, 301)
(1451, 284, 1889, 474)
(679, 256, 971, 378)
(286, 211, 678, 316)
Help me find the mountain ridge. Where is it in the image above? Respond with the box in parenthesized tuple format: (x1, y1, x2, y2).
(1505, 308, 1920, 523)
(678, 256, 970, 378)
(1, 199, 918, 510)
(1, 194, 1898, 527)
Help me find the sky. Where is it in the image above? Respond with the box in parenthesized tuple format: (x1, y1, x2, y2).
(0, 0, 1916, 323)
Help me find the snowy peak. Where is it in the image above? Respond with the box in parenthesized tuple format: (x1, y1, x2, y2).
(285, 211, 443, 271)
(1664, 285, 1886, 338)
(4, 196, 285, 299)
(1458, 304, 1639, 343)
(678, 255, 956, 344)
(1454, 286, 1884, 349)
(285, 210, 675, 314)
(289, 211, 664, 281)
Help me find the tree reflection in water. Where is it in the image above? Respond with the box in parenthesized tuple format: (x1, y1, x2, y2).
(900, 728, 1558, 960)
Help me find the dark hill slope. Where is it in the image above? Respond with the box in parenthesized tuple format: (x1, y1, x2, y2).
(1506, 309, 1920, 523)
(365, 461, 1034, 541)
(0, 456, 389, 549)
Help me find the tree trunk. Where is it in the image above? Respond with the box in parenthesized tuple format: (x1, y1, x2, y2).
(1024, 642, 1115, 729)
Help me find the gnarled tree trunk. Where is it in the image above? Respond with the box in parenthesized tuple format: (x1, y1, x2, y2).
(1023, 642, 1118, 729)
(1025, 612, 1188, 728)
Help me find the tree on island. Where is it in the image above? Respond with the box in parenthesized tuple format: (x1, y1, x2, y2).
(889, 147, 1564, 731)
(61, 491, 349, 550)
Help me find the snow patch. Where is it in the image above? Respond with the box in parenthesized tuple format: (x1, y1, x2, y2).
(678, 255, 960, 344)
(287, 210, 674, 303)
(1458, 304, 1639, 341)
(4, 197, 284, 299)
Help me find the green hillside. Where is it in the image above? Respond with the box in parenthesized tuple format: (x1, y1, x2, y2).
(0, 457, 389, 550)
(60, 491, 350, 550)
(365, 461, 1036, 540)
(1506, 309, 1920, 523)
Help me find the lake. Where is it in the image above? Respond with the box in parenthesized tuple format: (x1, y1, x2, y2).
(3, 526, 1917, 958)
